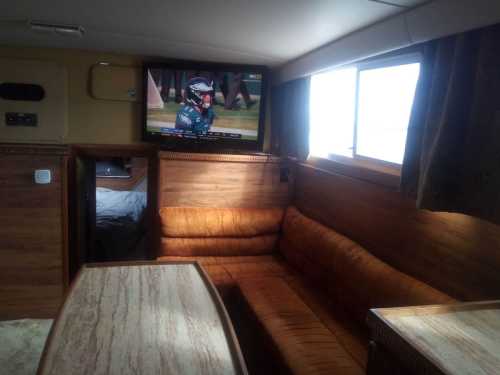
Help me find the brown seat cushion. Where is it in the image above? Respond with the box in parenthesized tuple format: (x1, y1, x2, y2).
(158, 206, 456, 373)
(161, 254, 369, 369)
(159, 255, 293, 280)
(158, 207, 284, 257)
(159, 207, 284, 237)
(238, 277, 364, 375)
(159, 235, 279, 257)
(284, 276, 369, 368)
(158, 255, 294, 297)
(280, 206, 456, 324)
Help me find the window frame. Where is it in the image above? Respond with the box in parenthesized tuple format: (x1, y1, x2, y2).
(312, 51, 422, 175)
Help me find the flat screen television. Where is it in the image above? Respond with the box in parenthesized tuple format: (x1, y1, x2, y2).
(142, 61, 268, 152)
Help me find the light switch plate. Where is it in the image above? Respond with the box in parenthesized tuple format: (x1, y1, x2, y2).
(34, 169, 51, 184)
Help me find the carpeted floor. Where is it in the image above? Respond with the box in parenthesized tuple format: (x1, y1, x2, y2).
(0, 319, 52, 375)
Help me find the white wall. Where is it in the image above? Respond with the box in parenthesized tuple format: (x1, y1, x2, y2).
(275, 0, 500, 84)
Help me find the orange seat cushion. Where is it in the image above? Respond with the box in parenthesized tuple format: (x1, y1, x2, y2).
(159, 235, 279, 257)
(238, 277, 364, 375)
(157, 206, 456, 373)
(159, 254, 370, 369)
(284, 275, 369, 368)
(159, 207, 284, 237)
(280, 207, 456, 323)
(159, 254, 293, 281)
(158, 254, 294, 297)
(159, 207, 284, 257)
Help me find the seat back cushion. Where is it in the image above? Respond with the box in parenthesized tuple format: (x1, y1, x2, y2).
(279, 206, 456, 324)
(159, 207, 284, 257)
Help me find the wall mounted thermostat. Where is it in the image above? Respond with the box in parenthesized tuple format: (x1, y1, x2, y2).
(34, 169, 51, 184)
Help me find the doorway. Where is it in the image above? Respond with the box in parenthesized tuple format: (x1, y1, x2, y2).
(93, 156, 149, 262)
(71, 146, 157, 275)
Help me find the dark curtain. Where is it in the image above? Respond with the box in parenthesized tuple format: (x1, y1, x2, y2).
(271, 77, 310, 160)
(401, 23, 500, 224)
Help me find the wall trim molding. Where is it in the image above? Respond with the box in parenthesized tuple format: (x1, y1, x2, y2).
(0, 143, 69, 155)
(305, 156, 400, 190)
(158, 151, 281, 164)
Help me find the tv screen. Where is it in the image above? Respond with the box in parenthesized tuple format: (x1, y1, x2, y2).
(142, 62, 267, 151)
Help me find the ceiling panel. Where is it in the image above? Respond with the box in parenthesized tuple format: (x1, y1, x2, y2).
(368, 0, 430, 6)
(0, 0, 428, 65)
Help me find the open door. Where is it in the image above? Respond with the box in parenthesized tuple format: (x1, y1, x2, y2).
(73, 156, 96, 270)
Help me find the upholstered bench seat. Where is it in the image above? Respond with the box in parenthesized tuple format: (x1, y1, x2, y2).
(159, 253, 369, 372)
(239, 277, 364, 375)
(157, 254, 295, 295)
(157, 206, 457, 374)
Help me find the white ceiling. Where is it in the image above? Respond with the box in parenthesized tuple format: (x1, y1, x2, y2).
(0, 0, 430, 66)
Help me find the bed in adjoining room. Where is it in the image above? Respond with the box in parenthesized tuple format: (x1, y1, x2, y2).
(93, 157, 149, 262)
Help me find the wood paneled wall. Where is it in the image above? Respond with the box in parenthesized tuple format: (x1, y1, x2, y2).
(0, 144, 68, 319)
(158, 152, 291, 208)
(294, 162, 500, 301)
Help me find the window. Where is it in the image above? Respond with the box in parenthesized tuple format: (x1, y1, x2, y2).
(309, 54, 421, 166)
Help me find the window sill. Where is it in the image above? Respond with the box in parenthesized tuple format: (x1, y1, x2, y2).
(305, 155, 401, 190)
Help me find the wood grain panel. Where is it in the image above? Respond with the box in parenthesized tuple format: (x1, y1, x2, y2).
(368, 301, 500, 375)
(159, 151, 281, 163)
(38, 262, 247, 375)
(294, 162, 500, 301)
(159, 153, 290, 209)
(0, 149, 67, 319)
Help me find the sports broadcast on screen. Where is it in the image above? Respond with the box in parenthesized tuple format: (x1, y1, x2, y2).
(145, 68, 263, 141)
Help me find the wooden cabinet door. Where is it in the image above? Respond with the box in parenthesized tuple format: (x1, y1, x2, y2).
(0, 150, 67, 319)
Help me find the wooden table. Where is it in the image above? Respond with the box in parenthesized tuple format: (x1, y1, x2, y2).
(37, 261, 248, 375)
(367, 300, 500, 375)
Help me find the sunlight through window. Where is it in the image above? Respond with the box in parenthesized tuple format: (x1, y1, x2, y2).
(357, 63, 420, 164)
(309, 67, 357, 158)
(309, 56, 421, 166)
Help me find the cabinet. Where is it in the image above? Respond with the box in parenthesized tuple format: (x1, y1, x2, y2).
(367, 301, 500, 375)
(0, 144, 68, 319)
